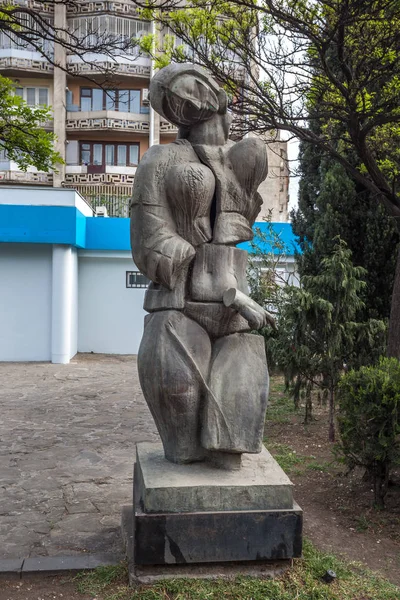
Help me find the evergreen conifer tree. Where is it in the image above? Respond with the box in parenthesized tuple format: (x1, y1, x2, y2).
(292, 144, 399, 324)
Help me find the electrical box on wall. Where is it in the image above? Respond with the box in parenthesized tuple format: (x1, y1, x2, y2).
(95, 206, 108, 218)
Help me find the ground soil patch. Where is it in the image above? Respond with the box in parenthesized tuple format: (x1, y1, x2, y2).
(265, 375, 400, 586)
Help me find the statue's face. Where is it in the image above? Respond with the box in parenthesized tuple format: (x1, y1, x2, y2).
(162, 74, 219, 127)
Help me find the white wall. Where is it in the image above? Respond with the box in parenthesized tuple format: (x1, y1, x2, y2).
(0, 187, 93, 217)
(78, 252, 146, 355)
(0, 243, 52, 361)
(71, 247, 78, 358)
(51, 245, 78, 363)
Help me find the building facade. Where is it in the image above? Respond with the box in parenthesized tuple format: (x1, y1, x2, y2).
(0, 0, 290, 221)
(0, 187, 297, 363)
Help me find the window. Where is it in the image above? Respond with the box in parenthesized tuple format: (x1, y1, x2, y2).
(0, 12, 53, 55)
(93, 144, 103, 166)
(15, 87, 49, 106)
(69, 16, 151, 55)
(117, 145, 127, 166)
(80, 87, 141, 112)
(0, 146, 8, 161)
(79, 142, 140, 167)
(105, 144, 115, 165)
(129, 145, 139, 166)
(126, 271, 149, 288)
(80, 143, 91, 165)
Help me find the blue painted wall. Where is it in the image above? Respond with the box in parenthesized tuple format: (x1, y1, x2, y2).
(238, 222, 300, 255)
(0, 205, 86, 247)
(0, 205, 298, 255)
(85, 217, 131, 251)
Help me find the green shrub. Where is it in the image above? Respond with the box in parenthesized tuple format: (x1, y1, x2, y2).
(338, 357, 400, 508)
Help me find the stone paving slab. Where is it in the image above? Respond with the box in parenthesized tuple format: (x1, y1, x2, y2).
(0, 354, 158, 560)
(0, 559, 24, 579)
(22, 553, 120, 574)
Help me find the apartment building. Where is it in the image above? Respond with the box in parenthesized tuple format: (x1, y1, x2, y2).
(0, 0, 290, 221)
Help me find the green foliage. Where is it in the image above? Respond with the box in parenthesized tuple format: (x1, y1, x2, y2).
(265, 442, 309, 473)
(72, 540, 400, 600)
(247, 217, 294, 308)
(293, 112, 398, 330)
(141, 1, 400, 217)
(271, 238, 386, 438)
(266, 390, 296, 424)
(0, 74, 62, 171)
(74, 562, 128, 595)
(338, 357, 400, 507)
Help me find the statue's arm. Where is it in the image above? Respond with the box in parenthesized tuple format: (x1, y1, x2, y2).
(130, 147, 195, 290)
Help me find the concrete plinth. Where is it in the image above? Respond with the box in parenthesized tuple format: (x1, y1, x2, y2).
(121, 442, 302, 579)
(136, 442, 294, 512)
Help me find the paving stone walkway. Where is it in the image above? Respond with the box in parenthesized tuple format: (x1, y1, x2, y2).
(0, 354, 158, 560)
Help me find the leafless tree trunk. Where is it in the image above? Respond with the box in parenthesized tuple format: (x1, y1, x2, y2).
(328, 387, 335, 442)
(304, 381, 313, 425)
(387, 242, 400, 358)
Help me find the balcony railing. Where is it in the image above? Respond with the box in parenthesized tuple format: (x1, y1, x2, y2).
(0, 169, 52, 185)
(160, 118, 178, 135)
(66, 110, 149, 132)
(66, 56, 151, 78)
(0, 10, 54, 56)
(67, 1, 142, 18)
(68, 15, 151, 56)
(6, 1, 54, 14)
(63, 182, 132, 217)
(0, 33, 54, 56)
(64, 167, 136, 184)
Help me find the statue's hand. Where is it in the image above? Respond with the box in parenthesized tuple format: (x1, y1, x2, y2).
(241, 303, 269, 330)
(223, 288, 276, 331)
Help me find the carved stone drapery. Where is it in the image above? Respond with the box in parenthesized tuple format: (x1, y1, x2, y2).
(131, 64, 273, 470)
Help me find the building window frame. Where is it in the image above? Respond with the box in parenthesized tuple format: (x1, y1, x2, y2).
(14, 86, 49, 107)
(126, 271, 149, 288)
(79, 142, 140, 167)
(80, 87, 141, 113)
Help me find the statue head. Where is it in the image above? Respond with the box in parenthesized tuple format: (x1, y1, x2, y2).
(149, 63, 228, 127)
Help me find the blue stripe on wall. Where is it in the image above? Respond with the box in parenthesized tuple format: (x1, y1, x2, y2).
(0, 205, 298, 255)
(0, 205, 86, 247)
(85, 217, 131, 251)
(238, 222, 300, 255)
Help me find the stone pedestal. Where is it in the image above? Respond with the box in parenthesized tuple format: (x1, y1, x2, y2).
(121, 442, 302, 582)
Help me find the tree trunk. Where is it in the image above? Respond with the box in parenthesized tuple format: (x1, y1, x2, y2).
(387, 238, 400, 358)
(328, 387, 335, 442)
(373, 461, 390, 509)
(293, 375, 302, 410)
(304, 381, 313, 424)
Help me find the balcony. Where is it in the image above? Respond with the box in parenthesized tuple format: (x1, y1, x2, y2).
(0, 48, 53, 75)
(65, 165, 136, 185)
(67, 1, 141, 18)
(67, 14, 151, 78)
(7, 1, 54, 14)
(160, 119, 178, 135)
(0, 163, 53, 185)
(63, 177, 133, 217)
(66, 110, 149, 133)
(67, 54, 151, 78)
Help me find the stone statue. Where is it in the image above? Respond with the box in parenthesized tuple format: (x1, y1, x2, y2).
(130, 64, 274, 470)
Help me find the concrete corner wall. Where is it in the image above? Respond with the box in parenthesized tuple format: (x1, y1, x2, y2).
(0, 243, 52, 361)
(78, 252, 146, 355)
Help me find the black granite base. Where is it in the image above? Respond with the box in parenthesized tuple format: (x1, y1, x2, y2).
(121, 462, 303, 578)
(121, 504, 296, 584)
(122, 477, 302, 567)
(134, 503, 302, 565)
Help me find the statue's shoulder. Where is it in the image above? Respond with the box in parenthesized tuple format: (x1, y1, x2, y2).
(140, 139, 192, 164)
